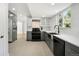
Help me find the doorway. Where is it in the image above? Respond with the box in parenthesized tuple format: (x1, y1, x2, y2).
(17, 21, 23, 39)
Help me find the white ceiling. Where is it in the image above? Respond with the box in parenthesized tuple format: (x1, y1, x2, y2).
(8, 3, 31, 17)
(8, 3, 72, 20)
(27, 3, 71, 18)
(8, 3, 32, 22)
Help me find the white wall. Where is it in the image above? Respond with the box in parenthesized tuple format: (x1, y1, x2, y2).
(27, 17, 32, 31)
(0, 3, 8, 56)
(48, 16, 57, 32)
(23, 17, 27, 33)
(17, 21, 23, 33)
(17, 15, 27, 34)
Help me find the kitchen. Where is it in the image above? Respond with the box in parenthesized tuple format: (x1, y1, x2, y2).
(0, 3, 79, 56)
(27, 3, 79, 56)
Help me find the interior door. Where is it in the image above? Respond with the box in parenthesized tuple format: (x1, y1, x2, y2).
(0, 4, 8, 56)
(0, 10, 5, 56)
(0, 30, 4, 56)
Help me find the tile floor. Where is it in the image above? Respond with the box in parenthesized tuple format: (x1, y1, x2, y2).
(9, 34, 53, 56)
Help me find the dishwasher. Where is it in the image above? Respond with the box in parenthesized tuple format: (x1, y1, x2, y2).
(53, 36, 65, 56)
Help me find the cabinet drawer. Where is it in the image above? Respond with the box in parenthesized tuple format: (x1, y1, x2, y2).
(65, 46, 79, 56)
(49, 40, 53, 51)
(27, 31, 32, 40)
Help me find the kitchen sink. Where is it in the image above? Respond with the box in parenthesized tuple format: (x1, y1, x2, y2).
(47, 32, 58, 39)
(49, 33, 58, 35)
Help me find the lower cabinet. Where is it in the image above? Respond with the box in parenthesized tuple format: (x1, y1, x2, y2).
(49, 39, 53, 52)
(65, 42, 79, 56)
(44, 32, 53, 53)
(27, 31, 32, 41)
(53, 36, 79, 56)
(44, 32, 79, 56)
(41, 32, 45, 41)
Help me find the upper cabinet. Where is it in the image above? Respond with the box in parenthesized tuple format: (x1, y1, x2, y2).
(40, 17, 46, 31)
(40, 17, 52, 31)
(27, 18, 32, 31)
(40, 17, 46, 26)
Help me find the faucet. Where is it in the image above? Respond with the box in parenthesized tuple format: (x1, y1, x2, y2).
(54, 25, 60, 34)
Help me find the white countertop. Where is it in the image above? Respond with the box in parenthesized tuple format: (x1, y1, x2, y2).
(54, 34, 79, 47)
(44, 31, 54, 33)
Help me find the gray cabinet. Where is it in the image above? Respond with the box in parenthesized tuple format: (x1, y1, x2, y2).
(53, 36, 79, 56)
(41, 32, 45, 41)
(49, 39, 53, 51)
(65, 42, 79, 56)
(44, 32, 53, 53)
(45, 33, 48, 44)
(27, 31, 32, 41)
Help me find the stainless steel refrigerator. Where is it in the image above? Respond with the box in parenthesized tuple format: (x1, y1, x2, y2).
(8, 11, 17, 43)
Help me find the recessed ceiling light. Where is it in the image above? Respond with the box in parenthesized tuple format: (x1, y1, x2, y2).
(51, 3, 55, 5)
(12, 8, 15, 11)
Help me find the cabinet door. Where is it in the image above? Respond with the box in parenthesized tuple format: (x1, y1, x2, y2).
(44, 32, 47, 41)
(49, 40, 53, 52)
(41, 32, 45, 41)
(27, 31, 32, 41)
(65, 42, 79, 56)
(45, 33, 49, 44)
